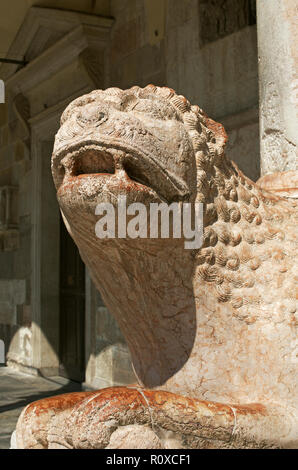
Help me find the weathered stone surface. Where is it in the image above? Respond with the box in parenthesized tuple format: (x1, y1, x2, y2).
(257, 0, 298, 175)
(16, 85, 298, 448)
(257, 170, 298, 199)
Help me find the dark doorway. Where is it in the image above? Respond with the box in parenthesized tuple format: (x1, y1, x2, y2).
(59, 215, 85, 382)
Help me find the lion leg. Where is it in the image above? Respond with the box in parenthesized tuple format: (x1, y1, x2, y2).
(15, 391, 95, 449)
(15, 387, 297, 449)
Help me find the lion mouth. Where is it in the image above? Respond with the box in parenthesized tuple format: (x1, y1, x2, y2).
(63, 146, 116, 178)
(52, 140, 190, 202)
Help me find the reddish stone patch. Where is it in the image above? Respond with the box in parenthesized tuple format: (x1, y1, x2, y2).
(26, 391, 95, 417)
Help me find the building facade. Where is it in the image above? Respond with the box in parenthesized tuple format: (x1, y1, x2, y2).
(0, 0, 296, 389)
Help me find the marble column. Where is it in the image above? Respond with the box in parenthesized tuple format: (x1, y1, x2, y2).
(257, 0, 298, 176)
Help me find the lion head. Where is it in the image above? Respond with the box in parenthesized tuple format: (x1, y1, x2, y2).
(52, 85, 227, 213)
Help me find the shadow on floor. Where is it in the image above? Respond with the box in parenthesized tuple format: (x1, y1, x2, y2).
(0, 378, 83, 414)
(0, 367, 87, 449)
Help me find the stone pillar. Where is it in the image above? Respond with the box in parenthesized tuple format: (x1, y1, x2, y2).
(257, 0, 298, 176)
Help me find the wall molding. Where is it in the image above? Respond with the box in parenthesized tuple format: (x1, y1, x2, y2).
(0, 6, 113, 81)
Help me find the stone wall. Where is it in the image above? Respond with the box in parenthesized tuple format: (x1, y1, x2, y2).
(199, 0, 256, 45)
(0, 100, 32, 370)
(106, 0, 260, 181)
(165, 0, 259, 181)
(0, 6, 114, 382)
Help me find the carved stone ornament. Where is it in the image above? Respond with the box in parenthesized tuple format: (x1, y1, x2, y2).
(15, 85, 298, 449)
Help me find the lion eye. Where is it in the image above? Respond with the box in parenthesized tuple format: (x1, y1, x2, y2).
(77, 105, 108, 126)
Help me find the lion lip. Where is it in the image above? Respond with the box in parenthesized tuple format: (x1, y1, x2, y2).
(56, 143, 158, 196)
(53, 139, 190, 201)
(61, 146, 117, 177)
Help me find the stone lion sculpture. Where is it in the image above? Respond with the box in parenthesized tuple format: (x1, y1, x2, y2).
(15, 85, 297, 448)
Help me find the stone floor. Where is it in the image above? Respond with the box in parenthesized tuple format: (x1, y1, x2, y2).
(0, 366, 82, 449)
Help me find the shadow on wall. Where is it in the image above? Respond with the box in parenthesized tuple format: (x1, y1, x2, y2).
(0, 303, 135, 390)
